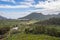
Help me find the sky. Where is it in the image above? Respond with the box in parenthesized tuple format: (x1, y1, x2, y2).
(0, 0, 60, 19)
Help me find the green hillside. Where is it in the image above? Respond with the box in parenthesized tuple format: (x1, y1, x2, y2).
(0, 19, 60, 40)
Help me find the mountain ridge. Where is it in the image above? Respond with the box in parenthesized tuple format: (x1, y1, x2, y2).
(19, 12, 60, 20)
(0, 15, 7, 20)
(18, 12, 60, 20)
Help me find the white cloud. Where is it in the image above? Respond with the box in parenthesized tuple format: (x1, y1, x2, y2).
(33, 0, 60, 14)
(0, 0, 60, 10)
(35, 0, 60, 9)
(0, 0, 16, 3)
(0, 5, 31, 8)
(0, 0, 60, 17)
(0, 11, 31, 19)
(24, 0, 34, 2)
(19, 2, 33, 7)
(0, 0, 10, 1)
(19, 0, 35, 7)
(0, 0, 35, 8)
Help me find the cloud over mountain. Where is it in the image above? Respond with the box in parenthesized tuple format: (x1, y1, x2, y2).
(0, 0, 60, 19)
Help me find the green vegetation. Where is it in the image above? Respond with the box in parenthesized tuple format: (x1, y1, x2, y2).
(0, 18, 60, 40)
(25, 18, 60, 37)
(4, 33, 60, 40)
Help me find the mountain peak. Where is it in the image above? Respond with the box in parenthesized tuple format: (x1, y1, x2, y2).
(18, 12, 60, 20)
(31, 12, 43, 15)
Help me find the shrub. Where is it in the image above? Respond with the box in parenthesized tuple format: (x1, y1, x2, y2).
(0, 27, 10, 39)
(33, 25, 45, 34)
(25, 28, 33, 34)
(24, 25, 60, 37)
(0, 27, 10, 35)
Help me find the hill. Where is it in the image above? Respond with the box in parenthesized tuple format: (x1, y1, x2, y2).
(19, 12, 60, 20)
(35, 17, 60, 25)
(0, 15, 7, 20)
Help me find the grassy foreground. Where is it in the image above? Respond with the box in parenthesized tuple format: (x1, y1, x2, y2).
(4, 33, 60, 40)
(0, 19, 60, 40)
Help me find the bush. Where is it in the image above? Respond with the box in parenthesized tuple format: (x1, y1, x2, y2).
(46, 28, 60, 37)
(46, 28, 57, 36)
(0, 27, 10, 39)
(24, 25, 46, 34)
(25, 28, 33, 34)
(0, 27, 10, 35)
(33, 25, 45, 34)
(24, 25, 60, 37)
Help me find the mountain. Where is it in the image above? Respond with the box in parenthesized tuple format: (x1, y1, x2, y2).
(18, 12, 60, 20)
(0, 15, 7, 20)
(35, 17, 60, 25)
